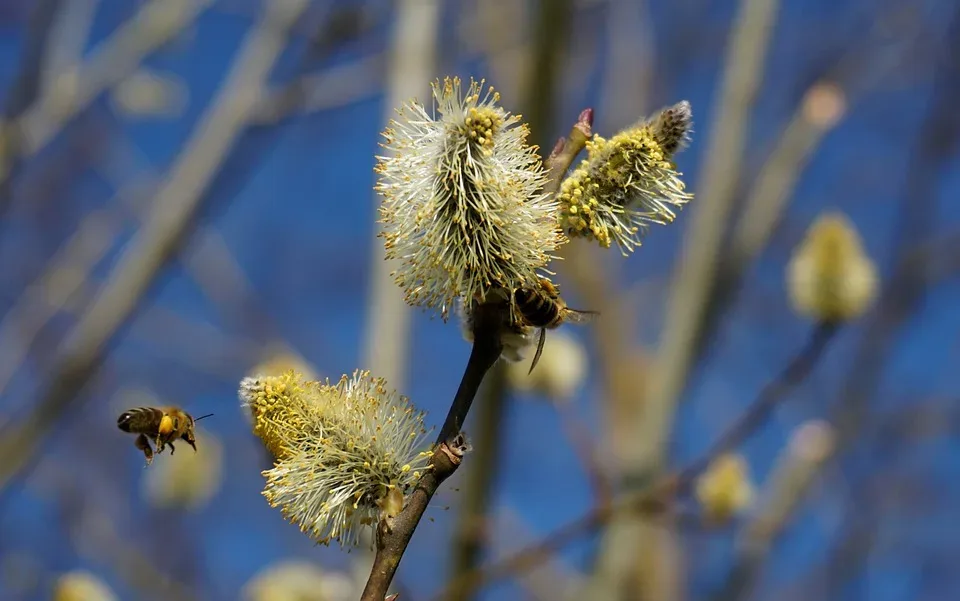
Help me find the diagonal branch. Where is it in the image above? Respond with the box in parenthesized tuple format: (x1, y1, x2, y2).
(360, 300, 508, 601)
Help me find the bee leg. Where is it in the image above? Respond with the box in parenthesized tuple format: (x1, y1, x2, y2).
(168, 441, 176, 455)
(135, 434, 154, 466)
(528, 328, 547, 375)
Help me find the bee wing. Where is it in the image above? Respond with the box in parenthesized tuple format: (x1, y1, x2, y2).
(564, 309, 600, 324)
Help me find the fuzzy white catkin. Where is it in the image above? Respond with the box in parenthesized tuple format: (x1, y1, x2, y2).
(376, 77, 563, 320)
(238, 370, 433, 548)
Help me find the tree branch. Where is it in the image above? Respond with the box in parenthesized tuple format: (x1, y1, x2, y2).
(447, 362, 508, 600)
(360, 300, 508, 600)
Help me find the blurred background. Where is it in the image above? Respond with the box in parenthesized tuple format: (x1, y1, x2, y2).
(0, 0, 957, 600)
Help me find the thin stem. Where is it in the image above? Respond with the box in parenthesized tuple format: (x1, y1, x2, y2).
(448, 362, 508, 600)
(360, 301, 507, 600)
(675, 320, 838, 486)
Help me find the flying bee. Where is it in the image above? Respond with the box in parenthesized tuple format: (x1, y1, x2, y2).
(513, 277, 598, 375)
(117, 407, 214, 466)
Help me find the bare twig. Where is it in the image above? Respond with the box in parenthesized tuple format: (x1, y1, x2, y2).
(360, 300, 507, 600)
(0, 0, 307, 491)
(448, 363, 508, 601)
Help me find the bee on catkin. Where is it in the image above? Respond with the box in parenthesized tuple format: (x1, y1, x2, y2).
(512, 277, 598, 374)
(117, 406, 213, 465)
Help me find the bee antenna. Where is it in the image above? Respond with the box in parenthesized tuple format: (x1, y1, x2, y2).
(194, 413, 215, 422)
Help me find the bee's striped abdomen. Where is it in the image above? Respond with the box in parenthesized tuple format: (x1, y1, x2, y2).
(117, 407, 163, 434)
(514, 287, 560, 328)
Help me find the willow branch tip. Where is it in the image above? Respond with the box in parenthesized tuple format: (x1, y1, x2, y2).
(545, 107, 594, 196)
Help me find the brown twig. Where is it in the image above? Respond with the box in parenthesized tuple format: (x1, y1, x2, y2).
(360, 301, 507, 600)
(447, 362, 509, 601)
(544, 108, 593, 196)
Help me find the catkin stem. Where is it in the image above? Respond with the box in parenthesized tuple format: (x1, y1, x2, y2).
(360, 300, 507, 600)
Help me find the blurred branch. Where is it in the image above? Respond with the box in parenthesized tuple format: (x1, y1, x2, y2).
(448, 364, 508, 601)
(251, 53, 385, 124)
(0, 209, 121, 397)
(0, 0, 64, 216)
(489, 505, 587, 600)
(361, 0, 440, 391)
(554, 399, 613, 506)
(713, 421, 837, 601)
(0, 0, 308, 492)
(676, 321, 838, 481)
(818, 11, 960, 596)
(589, 0, 781, 597)
(472, 0, 530, 102)
(524, 0, 573, 148)
(58, 478, 201, 601)
(695, 2, 931, 362)
(636, 0, 780, 475)
(16, 0, 213, 158)
(40, 0, 99, 93)
(595, 0, 653, 134)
